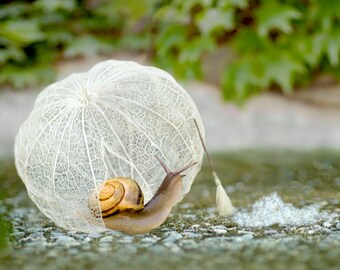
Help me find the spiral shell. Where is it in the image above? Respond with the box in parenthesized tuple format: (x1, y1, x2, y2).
(89, 178, 144, 217)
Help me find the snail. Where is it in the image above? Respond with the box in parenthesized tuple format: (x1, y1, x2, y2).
(89, 156, 197, 234)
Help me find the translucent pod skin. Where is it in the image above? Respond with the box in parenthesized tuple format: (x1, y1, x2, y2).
(14, 60, 205, 232)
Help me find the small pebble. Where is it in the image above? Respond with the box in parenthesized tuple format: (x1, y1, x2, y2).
(82, 237, 91, 243)
(99, 236, 113, 243)
(211, 225, 228, 234)
(29, 232, 45, 239)
(27, 227, 44, 233)
(264, 230, 278, 235)
(73, 234, 86, 240)
(181, 214, 197, 219)
(87, 233, 102, 239)
(118, 236, 133, 243)
(55, 236, 78, 245)
(14, 226, 26, 232)
(11, 232, 26, 238)
(271, 233, 287, 238)
(323, 222, 332, 228)
(162, 232, 183, 243)
(211, 225, 227, 230)
(98, 246, 112, 253)
(181, 232, 202, 238)
(105, 230, 123, 237)
(214, 229, 227, 234)
(46, 250, 59, 258)
(25, 241, 45, 247)
(123, 244, 138, 254)
(51, 232, 66, 238)
(240, 234, 254, 240)
(81, 244, 92, 250)
(180, 203, 193, 209)
(141, 237, 158, 244)
(180, 239, 198, 249)
(238, 230, 255, 235)
(67, 248, 80, 255)
(313, 225, 323, 230)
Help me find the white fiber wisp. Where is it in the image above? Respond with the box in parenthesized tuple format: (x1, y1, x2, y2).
(233, 192, 330, 227)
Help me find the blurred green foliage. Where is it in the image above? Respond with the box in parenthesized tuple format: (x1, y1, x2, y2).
(0, 215, 9, 250)
(1, 0, 340, 103)
(0, 159, 20, 251)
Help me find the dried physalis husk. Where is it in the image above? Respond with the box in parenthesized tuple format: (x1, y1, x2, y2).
(14, 60, 204, 232)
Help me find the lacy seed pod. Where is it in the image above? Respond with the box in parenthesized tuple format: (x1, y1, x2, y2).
(14, 60, 205, 233)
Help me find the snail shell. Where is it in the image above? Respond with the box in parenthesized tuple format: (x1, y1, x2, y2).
(89, 178, 144, 217)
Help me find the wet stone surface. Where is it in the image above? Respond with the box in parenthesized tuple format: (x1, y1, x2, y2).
(0, 151, 340, 270)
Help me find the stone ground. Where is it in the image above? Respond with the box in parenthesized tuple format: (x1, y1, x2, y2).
(1, 53, 340, 158)
(1, 195, 339, 270)
(0, 152, 339, 270)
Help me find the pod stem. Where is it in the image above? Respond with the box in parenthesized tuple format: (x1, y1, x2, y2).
(194, 119, 235, 217)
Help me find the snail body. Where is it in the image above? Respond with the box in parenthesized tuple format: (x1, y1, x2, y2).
(91, 157, 197, 234)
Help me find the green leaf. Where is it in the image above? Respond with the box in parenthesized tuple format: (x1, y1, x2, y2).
(154, 53, 177, 76)
(0, 64, 56, 88)
(223, 49, 306, 103)
(0, 46, 26, 65)
(259, 52, 306, 93)
(156, 24, 187, 57)
(173, 0, 213, 12)
(223, 57, 261, 103)
(296, 29, 340, 67)
(326, 30, 340, 66)
(0, 20, 45, 45)
(256, 1, 302, 36)
(232, 28, 270, 53)
(179, 36, 216, 63)
(312, 0, 340, 29)
(196, 8, 235, 35)
(119, 34, 150, 50)
(45, 30, 74, 47)
(96, 0, 153, 20)
(64, 35, 114, 58)
(153, 6, 189, 24)
(177, 60, 202, 79)
(0, 2, 31, 19)
(34, 0, 77, 12)
(301, 33, 326, 67)
(0, 214, 9, 250)
(218, 0, 249, 9)
(294, 33, 326, 67)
